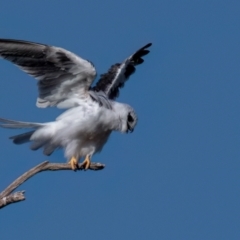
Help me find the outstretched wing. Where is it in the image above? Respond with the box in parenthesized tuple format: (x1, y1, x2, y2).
(0, 39, 96, 108)
(92, 43, 152, 100)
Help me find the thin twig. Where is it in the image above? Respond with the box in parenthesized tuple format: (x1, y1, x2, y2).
(0, 161, 105, 209)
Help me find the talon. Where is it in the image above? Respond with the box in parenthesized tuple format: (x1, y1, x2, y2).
(82, 155, 91, 170)
(69, 156, 78, 171)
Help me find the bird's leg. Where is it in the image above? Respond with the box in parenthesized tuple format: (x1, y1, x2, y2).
(69, 156, 78, 171)
(82, 154, 91, 170)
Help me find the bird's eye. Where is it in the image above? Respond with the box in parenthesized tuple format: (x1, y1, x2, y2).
(128, 114, 134, 123)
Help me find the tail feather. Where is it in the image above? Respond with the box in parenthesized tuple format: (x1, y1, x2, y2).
(10, 131, 35, 144)
(0, 117, 58, 156)
(43, 144, 57, 156)
(30, 141, 46, 150)
(0, 117, 43, 129)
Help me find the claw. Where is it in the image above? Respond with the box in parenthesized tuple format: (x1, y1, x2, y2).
(82, 155, 91, 170)
(69, 156, 78, 171)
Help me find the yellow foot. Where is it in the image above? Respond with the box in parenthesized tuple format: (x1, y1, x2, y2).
(69, 156, 78, 171)
(82, 155, 91, 170)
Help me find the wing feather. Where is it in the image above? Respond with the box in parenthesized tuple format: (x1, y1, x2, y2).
(92, 43, 152, 99)
(0, 39, 96, 108)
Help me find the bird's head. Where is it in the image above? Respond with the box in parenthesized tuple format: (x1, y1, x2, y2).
(127, 109, 138, 133)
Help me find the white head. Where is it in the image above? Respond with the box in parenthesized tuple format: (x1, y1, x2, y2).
(112, 102, 138, 133)
(126, 108, 138, 133)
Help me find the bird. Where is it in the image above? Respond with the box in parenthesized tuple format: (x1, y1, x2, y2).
(0, 39, 152, 170)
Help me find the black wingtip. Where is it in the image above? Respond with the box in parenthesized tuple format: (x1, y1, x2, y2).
(131, 43, 152, 65)
(135, 43, 152, 54)
(143, 43, 152, 48)
(139, 43, 152, 51)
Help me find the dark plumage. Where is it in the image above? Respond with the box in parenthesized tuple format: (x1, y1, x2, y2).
(92, 43, 152, 100)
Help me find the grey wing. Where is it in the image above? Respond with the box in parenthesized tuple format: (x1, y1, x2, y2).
(0, 39, 96, 108)
(92, 43, 152, 100)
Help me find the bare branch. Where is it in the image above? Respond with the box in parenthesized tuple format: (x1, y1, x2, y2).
(0, 161, 49, 199)
(0, 191, 25, 208)
(0, 161, 105, 209)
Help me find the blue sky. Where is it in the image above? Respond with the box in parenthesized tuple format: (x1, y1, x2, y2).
(0, 0, 240, 239)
